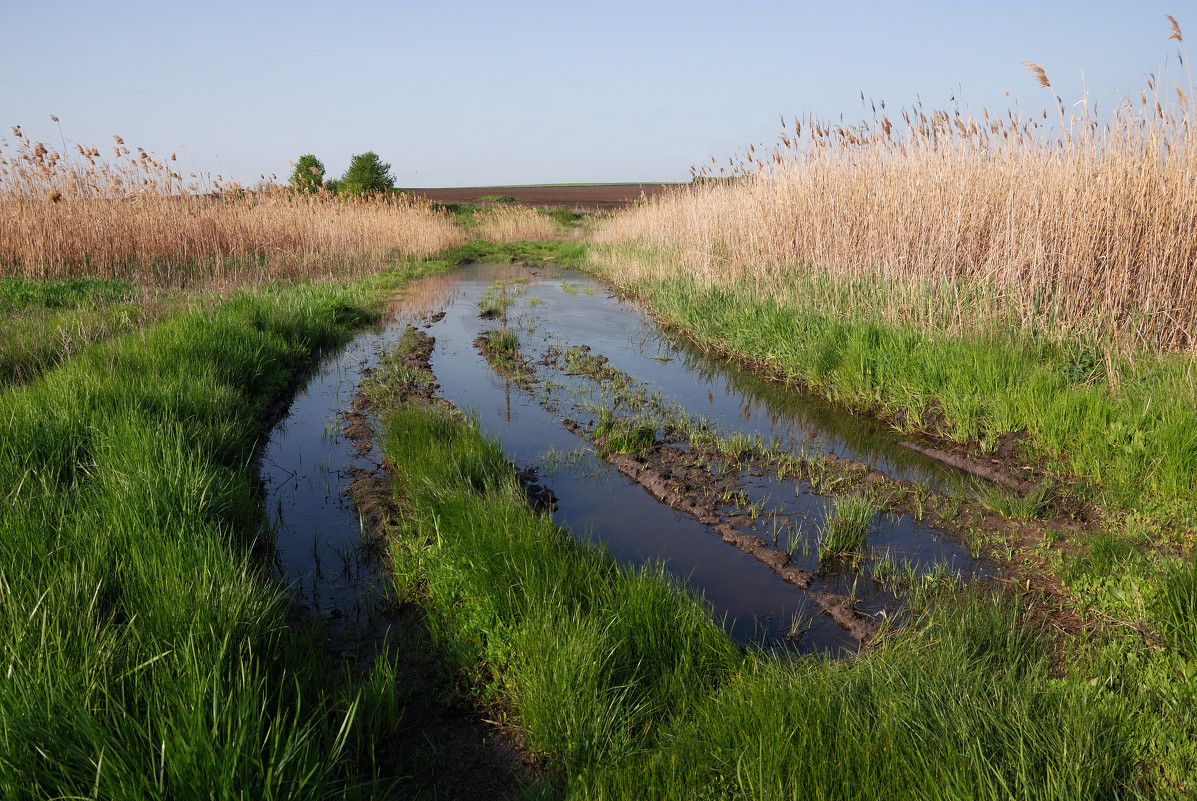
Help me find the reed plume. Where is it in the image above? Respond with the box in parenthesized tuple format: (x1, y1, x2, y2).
(0, 127, 467, 287)
(595, 20, 1197, 355)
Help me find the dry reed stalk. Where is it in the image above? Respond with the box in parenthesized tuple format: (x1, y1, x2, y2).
(471, 206, 559, 243)
(0, 127, 467, 286)
(595, 25, 1197, 355)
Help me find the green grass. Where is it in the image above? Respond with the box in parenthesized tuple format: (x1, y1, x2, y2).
(0, 276, 174, 386)
(478, 194, 518, 203)
(0, 276, 139, 310)
(0, 281, 419, 798)
(973, 478, 1055, 521)
(1157, 560, 1197, 661)
(542, 204, 578, 227)
(589, 261, 1197, 539)
(817, 495, 876, 561)
(592, 409, 658, 457)
(378, 398, 1187, 799)
(381, 403, 741, 787)
(589, 595, 1153, 800)
(404, 239, 588, 273)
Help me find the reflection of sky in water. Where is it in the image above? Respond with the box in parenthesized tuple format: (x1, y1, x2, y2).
(257, 262, 986, 656)
(386, 263, 989, 655)
(257, 317, 414, 618)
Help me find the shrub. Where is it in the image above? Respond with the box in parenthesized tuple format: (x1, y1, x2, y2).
(341, 152, 394, 196)
(288, 154, 325, 193)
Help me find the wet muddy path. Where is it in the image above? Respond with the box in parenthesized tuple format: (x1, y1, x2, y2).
(385, 263, 990, 653)
(256, 319, 411, 619)
(256, 262, 992, 655)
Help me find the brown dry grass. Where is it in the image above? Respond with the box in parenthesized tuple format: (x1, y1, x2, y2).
(594, 26, 1197, 355)
(470, 206, 560, 243)
(0, 128, 467, 287)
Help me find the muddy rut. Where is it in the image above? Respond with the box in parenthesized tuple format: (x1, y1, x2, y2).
(382, 263, 989, 653)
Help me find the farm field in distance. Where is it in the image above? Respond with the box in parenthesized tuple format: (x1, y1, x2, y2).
(3, 20, 1197, 798)
(405, 183, 676, 211)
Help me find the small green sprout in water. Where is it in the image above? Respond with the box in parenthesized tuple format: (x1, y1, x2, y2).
(787, 525, 810, 559)
(786, 608, 814, 641)
(478, 281, 516, 320)
(718, 432, 753, 460)
(818, 495, 876, 562)
(910, 480, 932, 521)
(767, 516, 786, 547)
(872, 549, 896, 585)
(479, 327, 519, 355)
(593, 409, 658, 457)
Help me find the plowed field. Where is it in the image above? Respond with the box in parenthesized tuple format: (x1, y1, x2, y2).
(405, 183, 675, 211)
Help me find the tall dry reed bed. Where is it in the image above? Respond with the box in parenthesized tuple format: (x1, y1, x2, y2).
(470, 204, 562, 243)
(0, 127, 466, 285)
(596, 25, 1197, 355)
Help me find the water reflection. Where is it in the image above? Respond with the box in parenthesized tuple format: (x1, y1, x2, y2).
(257, 261, 986, 654)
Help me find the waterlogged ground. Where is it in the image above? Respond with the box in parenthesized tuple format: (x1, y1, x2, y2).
(381, 263, 990, 653)
(257, 261, 989, 653)
(256, 317, 414, 617)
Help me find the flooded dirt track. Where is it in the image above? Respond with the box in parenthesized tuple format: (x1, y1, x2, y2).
(388, 263, 990, 654)
(256, 316, 414, 618)
(255, 260, 988, 655)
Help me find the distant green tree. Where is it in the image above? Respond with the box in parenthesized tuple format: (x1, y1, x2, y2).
(341, 151, 394, 196)
(289, 154, 326, 193)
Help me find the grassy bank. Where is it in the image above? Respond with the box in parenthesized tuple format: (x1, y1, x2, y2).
(0, 279, 416, 797)
(382, 403, 741, 784)
(378, 391, 1194, 798)
(0, 276, 178, 386)
(588, 26, 1197, 536)
(585, 255, 1197, 538)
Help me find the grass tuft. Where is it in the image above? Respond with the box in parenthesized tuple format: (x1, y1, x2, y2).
(593, 409, 658, 458)
(817, 495, 876, 561)
(974, 478, 1054, 521)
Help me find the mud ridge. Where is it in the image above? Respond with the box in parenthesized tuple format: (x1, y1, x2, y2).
(898, 441, 1035, 495)
(563, 420, 880, 645)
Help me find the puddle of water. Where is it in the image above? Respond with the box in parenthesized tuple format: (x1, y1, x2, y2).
(384, 263, 988, 654)
(256, 262, 987, 654)
(256, 319, 412, 618)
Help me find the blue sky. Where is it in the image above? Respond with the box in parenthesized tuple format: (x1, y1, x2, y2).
(2, 1, 1188, 187)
